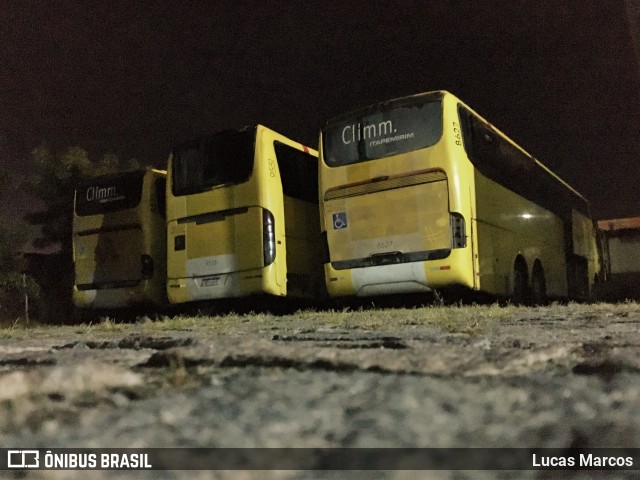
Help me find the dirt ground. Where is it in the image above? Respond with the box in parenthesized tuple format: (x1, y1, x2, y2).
(0, 301, 639, 479)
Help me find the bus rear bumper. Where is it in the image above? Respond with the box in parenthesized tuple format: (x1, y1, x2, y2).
(325, 262, 433, 297)
(72, 283, 161, 309)
(167, 268, 279, 304)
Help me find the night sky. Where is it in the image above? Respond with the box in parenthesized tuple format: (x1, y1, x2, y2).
(2, 0, 640, 221)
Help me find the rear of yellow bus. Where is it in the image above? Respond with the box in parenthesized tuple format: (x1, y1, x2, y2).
(319, 91, 476, 297)
(166, 125, 291, 303)
(72, 169, 167, 309)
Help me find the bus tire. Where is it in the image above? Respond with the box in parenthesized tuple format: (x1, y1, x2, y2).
(567, 255, 589, 302)
(531, 261, 547, 305)
(512, 256, 529, 305)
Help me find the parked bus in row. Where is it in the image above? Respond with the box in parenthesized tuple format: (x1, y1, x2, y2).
(166, 125, 324, 303)
(319, 91, 599, 303)
(72, 168, 167, 309)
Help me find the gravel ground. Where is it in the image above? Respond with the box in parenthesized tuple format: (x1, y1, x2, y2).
(0, 302, 639, 479)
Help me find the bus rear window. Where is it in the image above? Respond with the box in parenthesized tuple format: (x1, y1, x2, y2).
(323, 99, 443, 167)
(172, 127, 256, 196)
(75, 170, 145, 216)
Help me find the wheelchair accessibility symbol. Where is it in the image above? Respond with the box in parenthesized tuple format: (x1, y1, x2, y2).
(332, 212, 348, 230)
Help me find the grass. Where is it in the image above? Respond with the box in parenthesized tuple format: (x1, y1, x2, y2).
(0, 301, 638, 340)
(304, 302, 519, 335)
(132, 304, 510, 336)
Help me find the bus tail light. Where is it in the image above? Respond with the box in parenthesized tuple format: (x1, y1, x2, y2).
(321, 231, 330, 264)
(263, 209, 276, 266)
(141, 254, 154, 279)
(450, 213, 466, 248)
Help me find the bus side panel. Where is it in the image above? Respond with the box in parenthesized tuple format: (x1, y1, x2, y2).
(258, 129, 287, 293)
(473, 219, 510, 295)
(474, 170, 567, 298)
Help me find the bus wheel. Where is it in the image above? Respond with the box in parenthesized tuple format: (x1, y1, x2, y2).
(567, 255, 589, 301)
(531, 261, 547, 305)
(512, 257, 529, 305)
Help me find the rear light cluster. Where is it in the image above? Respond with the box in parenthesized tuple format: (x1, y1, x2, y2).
(263, 209, 276, 266)
(320, 231, 330, 264)
(141, 254, 154, 278)
(450, 213, 466, 248)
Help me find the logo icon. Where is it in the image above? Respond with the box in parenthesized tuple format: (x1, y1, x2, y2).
(8, 450, 40, 469)
(332, 212, 348, 230)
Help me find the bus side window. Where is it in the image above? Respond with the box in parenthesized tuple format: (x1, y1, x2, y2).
(458, 106, 482, 163)
(459, 106, 530, 185)
(273, 142, 318, 204)
(459, 105, 587, 221)
(469, 116, 500, 166)
(155, 178, 166, 219)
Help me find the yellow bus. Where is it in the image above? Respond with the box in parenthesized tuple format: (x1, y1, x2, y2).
(319, 91, 599, 303)
(72, 168, 167, 309)
(166, 124, 323, 303)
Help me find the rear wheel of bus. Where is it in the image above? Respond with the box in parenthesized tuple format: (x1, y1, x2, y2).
(512, 256, 529, 305)
(530, 260, 547, 305)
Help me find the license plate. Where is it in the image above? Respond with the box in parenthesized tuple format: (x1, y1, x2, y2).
(201, 277, 220, 287)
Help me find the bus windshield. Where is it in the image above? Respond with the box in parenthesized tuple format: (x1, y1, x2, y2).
(323, 98, 443, 167)
(75, 170, 145, 216)
(172, 127, 256, 196)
